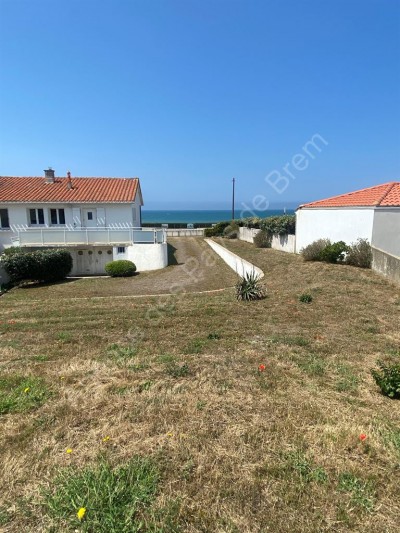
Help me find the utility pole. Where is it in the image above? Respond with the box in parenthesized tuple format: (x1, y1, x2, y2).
(232, 177, 235, 221)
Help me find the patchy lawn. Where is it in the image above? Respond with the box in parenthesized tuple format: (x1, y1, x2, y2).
(0, 239, 399, 532)
(3, 238, 237, 302)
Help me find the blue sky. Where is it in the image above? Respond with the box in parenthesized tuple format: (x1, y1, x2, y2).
(0, 0, 399, 209)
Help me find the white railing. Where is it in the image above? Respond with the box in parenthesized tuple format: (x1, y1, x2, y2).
(11, 227, 166, 247)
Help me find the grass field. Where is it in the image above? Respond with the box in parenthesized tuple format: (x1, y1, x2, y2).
(0, 238, 399, 532)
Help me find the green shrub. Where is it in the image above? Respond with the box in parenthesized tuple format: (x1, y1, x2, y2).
(2, 249, 72, 283)
(301, 239, 331, 261)
(346, 238, 372, 268)
(319, 241, 349, 263)
(253, 230, 272, 248)
(105, 260, 136, 277)
(236, 271, 266, 301)
(238, 216, 262, 228)
(260, 215, 296, 236)
(299, 293, 313, 303)
(1, 246, 21, 257)
(204, 221, 231, 238)
(371, 360, 400, 399)
(223, 223, 239, 239)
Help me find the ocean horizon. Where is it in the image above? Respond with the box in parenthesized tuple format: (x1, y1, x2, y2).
(142, 209, 294, 224)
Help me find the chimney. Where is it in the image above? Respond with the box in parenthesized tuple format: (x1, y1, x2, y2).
(44, 167, 55, 183)
(66, 171, 73, 190)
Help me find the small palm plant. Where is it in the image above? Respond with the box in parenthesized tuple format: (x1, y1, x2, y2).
(236, 271, 266, 301)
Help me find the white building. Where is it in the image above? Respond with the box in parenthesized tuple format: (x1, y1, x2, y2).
(295, 181, 400, 284)
(0, 169, 168, 278)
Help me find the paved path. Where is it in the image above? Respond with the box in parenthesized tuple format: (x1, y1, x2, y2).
(205, 239, 264, 279)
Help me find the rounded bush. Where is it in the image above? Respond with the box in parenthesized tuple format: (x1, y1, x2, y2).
(346, 238, 372, 268)
(223, 223, 239, 239)
(319, 241, 349, 263)
(105, 260, 136, 277)
(301, 239, 331, 261)
(253, 230, 271, 248)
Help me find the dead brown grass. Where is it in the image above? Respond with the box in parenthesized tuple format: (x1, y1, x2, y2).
(0, 239, 399, 532)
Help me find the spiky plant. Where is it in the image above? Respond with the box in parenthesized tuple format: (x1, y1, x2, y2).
(235, 271, 266, 301)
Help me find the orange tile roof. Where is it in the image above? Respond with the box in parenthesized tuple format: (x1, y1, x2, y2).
(299, 182, 400, 208)
(0, 176, 140, 203)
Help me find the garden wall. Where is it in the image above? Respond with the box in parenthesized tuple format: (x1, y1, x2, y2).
(238, 227, 296, 253)
(372, 247, 400, 285)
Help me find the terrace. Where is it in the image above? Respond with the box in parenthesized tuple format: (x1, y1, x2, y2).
(10, 227, 167, 247)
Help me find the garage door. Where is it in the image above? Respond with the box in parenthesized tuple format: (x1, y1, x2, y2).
(74, 248, 113, 275)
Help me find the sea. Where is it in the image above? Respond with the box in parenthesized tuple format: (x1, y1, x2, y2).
(142, 209, 294, 224)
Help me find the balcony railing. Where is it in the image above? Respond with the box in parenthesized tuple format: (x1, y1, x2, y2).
(10, 227, 167, 247)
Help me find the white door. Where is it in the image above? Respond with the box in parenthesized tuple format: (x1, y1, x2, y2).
(82, 208, 97, 228)
(74, 248, 113, 275)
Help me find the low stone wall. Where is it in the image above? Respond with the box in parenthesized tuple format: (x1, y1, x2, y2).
(238, 227, 296, 253)
(205, 239, 264, 279)
(372, 247, 400, 285)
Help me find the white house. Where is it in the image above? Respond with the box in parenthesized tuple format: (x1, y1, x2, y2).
(0, 169, 168, 279)
(295, 181, 400, 283)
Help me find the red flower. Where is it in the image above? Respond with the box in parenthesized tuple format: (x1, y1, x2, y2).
(258, 364, 266, 372)
(359, 434, 367, 442)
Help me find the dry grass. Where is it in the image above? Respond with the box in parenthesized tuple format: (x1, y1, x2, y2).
(3, 238, 237, 302)
(0, 238, 399, 532)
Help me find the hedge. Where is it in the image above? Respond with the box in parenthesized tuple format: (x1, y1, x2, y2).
(2, 249, 73, 283)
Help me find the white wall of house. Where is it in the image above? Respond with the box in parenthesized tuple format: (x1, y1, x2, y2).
(371, 208, 400, 259)
(371, 208, 400, 284)
(0, 200, 142, 251)
(295, 208, 375, 253)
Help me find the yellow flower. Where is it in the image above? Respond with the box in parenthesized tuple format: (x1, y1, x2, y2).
(77, 507, 86, 521)
(24, 387, 30, 393)
(102, 436, 110, 442)
(166, 432, 174, 437)
(66, 448, 73, 454)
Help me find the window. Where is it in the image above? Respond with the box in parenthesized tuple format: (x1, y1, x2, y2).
(50, 208, 65, 225)
(117, 246, 126, 254)
(29, 208, 45, 225)
(87, 212, 93, 221)
(0, 209, 10, 229)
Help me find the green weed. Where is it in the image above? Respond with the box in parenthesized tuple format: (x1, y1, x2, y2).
(338, 472, 375, 512)
(42, 456, 179, 532)
(0, 375, 51, 415)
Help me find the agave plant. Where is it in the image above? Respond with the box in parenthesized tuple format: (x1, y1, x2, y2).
(235, 271, 266, 301)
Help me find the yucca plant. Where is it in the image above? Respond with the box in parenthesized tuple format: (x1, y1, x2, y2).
(236, 271, 266, 301)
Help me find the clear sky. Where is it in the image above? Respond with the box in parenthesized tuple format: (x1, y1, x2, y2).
(0, 0, 399, 209)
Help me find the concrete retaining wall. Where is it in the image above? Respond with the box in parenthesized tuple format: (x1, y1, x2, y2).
(205, 239, 264, 279)
(238, 227, 295, 253)
(372, 247, 400, 285)
(127, 243, 168, 271)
